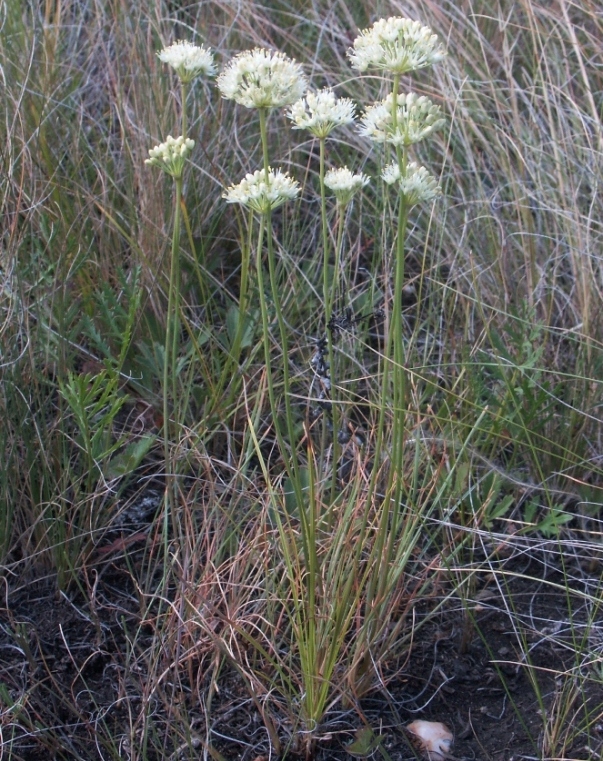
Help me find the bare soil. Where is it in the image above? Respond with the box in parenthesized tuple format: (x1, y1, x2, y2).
(1, 544, 602, 761)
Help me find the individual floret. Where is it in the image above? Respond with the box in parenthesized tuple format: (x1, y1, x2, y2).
(382, 161, 441, 205)
(223, 168, 300, 214)
(145, 135, 195, 179)
(324, 167, 369, 205)
(217, 48, 307, 109)
(288, 89, 356, 138)
(158, 41, 217, 83)
(359, 92, 444, 146)
(348, 16, 445, 74)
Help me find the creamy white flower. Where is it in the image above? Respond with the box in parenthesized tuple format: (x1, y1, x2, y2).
(359, 92, 444, 146)
(158, 41, 217, 83)
(217, 48, 307, 109)
(145, 135, 195, 178)
(223, 168, 300, 213)
(381, 162, 401, 185)
(288, 89, 355, 138)
(349, 16, 446, 74)
(382, 161, 441, 205)
(324, 166, 369, 204)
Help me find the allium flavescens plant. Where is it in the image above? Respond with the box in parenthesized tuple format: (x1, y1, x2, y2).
(214, 17, 446, 738)
(346, 15, 446, 698)
(147, 41, 215, 528)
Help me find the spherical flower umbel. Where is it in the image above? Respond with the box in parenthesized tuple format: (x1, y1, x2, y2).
(348, 16, 446, 74)
(217, 48, 307, 109)
(223, 168, 300, 214)
(145, 135, 195, 179)
(359, 92, 444, 146)
(288, 89, 356, 139)
(382, 161, 441, 206)
(324, 167, 370, 205)
(158, 41, 217, 83)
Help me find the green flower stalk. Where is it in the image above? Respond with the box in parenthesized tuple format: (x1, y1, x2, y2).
(323, 165, 369, 327)
(219, 47, 307, 498)
(145, 135, 194, 519)
(287, 90, 358, 490)
(322, 167, 369, 501)
(223, 166, 302, 497)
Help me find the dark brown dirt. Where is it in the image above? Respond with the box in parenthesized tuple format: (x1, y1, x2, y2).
(1, 548, 602, 761)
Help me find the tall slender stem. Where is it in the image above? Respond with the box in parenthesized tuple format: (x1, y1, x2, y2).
(180, 81, 188, 140)
(257, 107, 304, 511)
(318, 137, 340, 501)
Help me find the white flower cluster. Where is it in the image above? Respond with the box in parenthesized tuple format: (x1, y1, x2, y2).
(349, 16, 446, 74)
(382, 161, 441, 205)
(359, 92, 444, 146)
(145, 135, 195, 178)
(324, 167, 369, 205)
(158, 41, 217, 83)
(223, 168, 300, 214)
(288, 89, 356, 138)
(217, 48, 307, 109)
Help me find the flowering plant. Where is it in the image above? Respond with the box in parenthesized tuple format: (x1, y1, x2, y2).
(359, 92, 444, 146)
(158, 40, 217, 83)
(324, 166, 370, 205)
(348, 16, 445, 74)
(217, 48, 307, 108)
(288, 89, 355, 138)
(382, 161, 441, 205)
(145, 135, 195, 179)
(223, 168, 300, 214)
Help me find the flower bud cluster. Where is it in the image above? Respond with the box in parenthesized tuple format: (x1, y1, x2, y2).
(223, 168, 300, 214)
(288, 89, 356, 138)
(382, 161, 441, 206)
(145, 135, 195, 179)
(359, 92, 445, 147)
(324, 167, 370, 205)
(158, 41, 217, 83)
